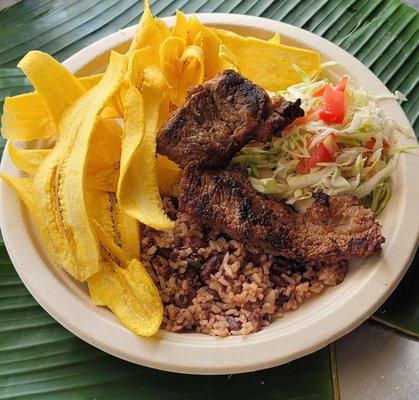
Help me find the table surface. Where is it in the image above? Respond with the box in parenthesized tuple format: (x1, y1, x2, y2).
(337, 323, 419, 399)
(0, 1, 418, 398)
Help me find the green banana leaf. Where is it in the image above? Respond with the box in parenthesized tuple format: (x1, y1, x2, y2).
(0, 244, 338, 399)
(372, 250, 419, 338)
(0, 0, 418, 397)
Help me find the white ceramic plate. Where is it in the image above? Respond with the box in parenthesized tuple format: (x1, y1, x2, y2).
(1, 14, 418, 375)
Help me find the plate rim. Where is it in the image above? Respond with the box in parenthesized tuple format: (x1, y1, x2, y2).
(1, 13, 418, 375)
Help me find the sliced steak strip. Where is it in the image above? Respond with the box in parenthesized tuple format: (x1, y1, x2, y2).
(157, 69, 303, 168)
(178, 163, 384, 263)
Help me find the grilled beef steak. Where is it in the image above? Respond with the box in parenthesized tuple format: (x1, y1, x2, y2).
(178, 163, 384, 263)
(157, 69, 303, 168)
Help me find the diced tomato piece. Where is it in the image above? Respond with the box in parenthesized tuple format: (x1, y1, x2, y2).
(336, 75, 349, 91)
(319, 89, 345, 124)
(296, 158, 309, 174)
(314, 86, 326, 97)
(296, 141, 336, 174)
(365, 137, 376, 150)
(318, 75, 349, 125)
(365, 137, 390, 151)
(308, 142, 334, 167)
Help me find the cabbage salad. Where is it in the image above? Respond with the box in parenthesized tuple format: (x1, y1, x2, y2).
(232, 66, 416, 215)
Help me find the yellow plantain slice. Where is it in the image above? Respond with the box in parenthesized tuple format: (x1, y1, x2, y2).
(156, 154, 182, 197)
(0, 174, 82, 278)
(129, 0, 165, 57)
(57, 51, 126, 279)
(268, 32, 281, 45)
(155, 18, 170, 40)
(8, 144, 51, 175)
(127, 47, 171, 128)
(85, 191, 140, 260)
(118, 83, 173, 231)
(160, 36, 185, 90)
(87, 259, 163, 337)
(0, 175, 39, 216)
(171, 10, 188, 39)
(18, 51, 85, 127)
(188, 15, 234, 80)
(115, 207, 140, 260)
(1, 93, 56, 141)
(127, 47, 159, 87)
(80, 74, 121, 119)
(32, 51, 126, 282)
(158, 91, 170, 129)
(85, 120, 122, 193)
(160, 37, 204, 106)
(176, 45, 204, 105)
(218, 44, 240, 72)
(87, 220, 162, 337)
(1, 74, 117, 143)
(79, 74, 102, 88)
(213, 28, 320, 91)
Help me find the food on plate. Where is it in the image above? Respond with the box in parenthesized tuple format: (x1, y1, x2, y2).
(0, 0, 413, 337)
(156, 69, 304, 168)
(118, 83, 174, 232)
(87, 221, 162, 336)
(212, 27, 320, 91)
(232, 70, 414, 215)
(141, 197, 347, 336)
(178, 163, 384, 263)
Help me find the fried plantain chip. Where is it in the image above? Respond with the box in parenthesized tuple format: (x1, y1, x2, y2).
(188, 15, 234, 80)
(160, 36, 185, 90)
(156, 154, 182, 197)
(0, 175, 39, 216)
(86, 191, 140, 260)
(18, 51, 85, 127)
(158, 91, 170, 129)
(87, 220, 162, 337)
(155, 18, 170, 40)
(129, 0, 167, 59)
(1, 74, 118, 142)
(0, 174, 83, 279)
(160, 37, 205, 106)
(57, 51, 126, 279)
(127, 47, 160, 87)
(177, 45, 205, 105)
(30, 51, 126, 282)
(171, 10, 188, 39)
(118, 83, 173, 231)
(213, 28, 320, 90)
(1, 93, 56, 141)
(218, 44, 239, 72)
(268, 32, 281, 45)
(80, 74, 121, 119)
(85, 119, 122, 193)
(8, 144, 51, 175)
(87, 259, 163, 337)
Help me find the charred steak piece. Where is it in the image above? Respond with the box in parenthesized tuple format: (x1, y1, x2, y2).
(256, 96, 305, 143)
(157, 70, 303, 168)
(178, 163, 385, 263)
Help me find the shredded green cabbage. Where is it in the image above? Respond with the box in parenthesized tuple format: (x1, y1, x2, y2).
(232, 71, 417, 214)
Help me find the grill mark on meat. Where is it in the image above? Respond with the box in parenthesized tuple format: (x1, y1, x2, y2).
(157, 70, 303, 168)
(179, 164, 384, 263)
